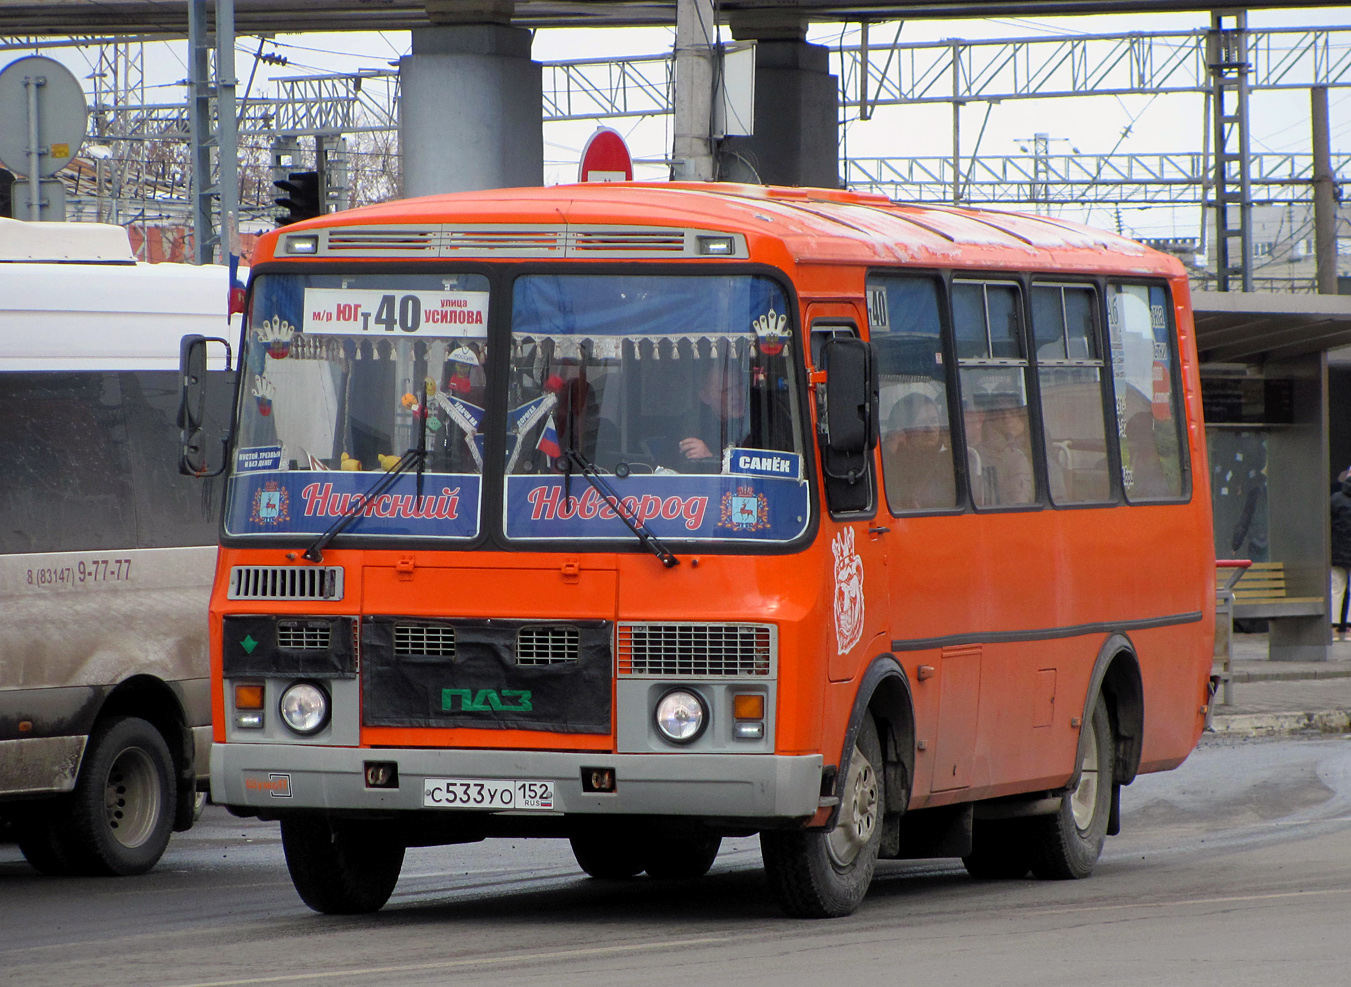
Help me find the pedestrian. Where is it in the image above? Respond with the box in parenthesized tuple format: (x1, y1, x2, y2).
(1331, 470, 1351, 640)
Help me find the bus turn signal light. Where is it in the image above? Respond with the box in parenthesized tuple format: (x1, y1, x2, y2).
(734, 694, 764, 720)
(234, 683, 264, 709)
(734, 693, 765, 739)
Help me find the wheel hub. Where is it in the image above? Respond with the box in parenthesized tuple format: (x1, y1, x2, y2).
(826, 745, 879, 866)
(1071, 717, 1100, 832)
(103, 746, 161, 849)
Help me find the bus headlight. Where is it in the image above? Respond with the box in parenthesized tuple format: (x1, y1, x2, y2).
(654, 688, 707, 744)
(279, 682, 329, 735)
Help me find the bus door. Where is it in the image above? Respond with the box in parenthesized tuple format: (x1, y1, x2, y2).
(809, 307, 891, 683)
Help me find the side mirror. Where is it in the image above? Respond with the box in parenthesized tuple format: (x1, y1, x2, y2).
(178, 334, 233, 477)
(821, 337, 878, 456)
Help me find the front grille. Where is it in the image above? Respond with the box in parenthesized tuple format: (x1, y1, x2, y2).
(277, 620, 332, 651)
(618, 623, 774, 677)
(516, 625, 581, 665)
(228, 566, 343, 601)
(395, 623, 456, 658)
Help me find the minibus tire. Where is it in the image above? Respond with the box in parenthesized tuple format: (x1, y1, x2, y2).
(962, 820, 1031, 880)
(1027, 695, 1113, 880)
(643, 835, 722, 879)
(16, 807, 76, 875)
(281, 815, 405, 914)
(60, 716, 177, 876)
(761, 715, 883, 918)
(569, 833, 644, 879)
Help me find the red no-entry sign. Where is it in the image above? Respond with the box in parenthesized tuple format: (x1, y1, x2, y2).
(578, 128, 633, 183)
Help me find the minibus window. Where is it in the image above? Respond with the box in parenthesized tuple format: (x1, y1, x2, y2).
(1032, 284, 1111, 505)
(867, 275, 957, 513)
(953, 281, 1036, 508)
(1106, 282, 1187, 501)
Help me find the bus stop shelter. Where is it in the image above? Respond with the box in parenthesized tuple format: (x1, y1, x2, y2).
(1193, 290, 1351, 662)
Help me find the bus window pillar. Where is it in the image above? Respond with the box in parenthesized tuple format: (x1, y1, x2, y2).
(719, 15, 840, 189)
(398, 16, 543, 195)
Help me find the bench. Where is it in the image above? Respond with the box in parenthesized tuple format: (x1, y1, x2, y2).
(1213, 561, 1327, 706)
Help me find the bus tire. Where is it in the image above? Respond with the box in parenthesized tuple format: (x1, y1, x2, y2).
(60, 716, 177, 876)
(281, 815, 405, 914)
(643, 835, 722, 879)
(761, 715, 883, 918)
(16, 808, 76, 876)
(569, 833, 644, 879)
(1027, 695, 1113, 880)
(962, 820, 1031, 880)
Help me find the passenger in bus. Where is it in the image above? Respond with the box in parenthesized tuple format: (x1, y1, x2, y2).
(881, 393, 956, 510)
(1124, 412, 1174, 499)
(970, 400, 1034, 506)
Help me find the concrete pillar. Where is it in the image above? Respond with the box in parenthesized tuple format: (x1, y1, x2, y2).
(718, 26, 839, 189)
(398, 24, 542, 196)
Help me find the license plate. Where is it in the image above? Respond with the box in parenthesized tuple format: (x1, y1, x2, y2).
(423, 778, 555, 811)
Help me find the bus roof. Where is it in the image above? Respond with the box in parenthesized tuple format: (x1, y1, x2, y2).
(254, 182, 1183, 279)
(0, 217, 137, 264)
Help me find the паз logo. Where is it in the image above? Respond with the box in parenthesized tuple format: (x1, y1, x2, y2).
(442, 688, 533, 713)
(251, 480, 290, 526)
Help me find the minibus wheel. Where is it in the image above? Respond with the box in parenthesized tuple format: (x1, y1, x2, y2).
(58, 716, 177, 876)
(1027, 695, 1113, 880)
(643, 834, 722, 879)
(760, 715, 883, 918)
(16, 807, 76, 875)
(569, 832, 644, 879)
(281, 815, 405, 914)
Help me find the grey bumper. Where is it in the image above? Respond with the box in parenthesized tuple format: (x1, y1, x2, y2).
(211, 743, 823, 820)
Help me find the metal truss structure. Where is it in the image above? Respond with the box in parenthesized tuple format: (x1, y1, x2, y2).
(540, 25, 1351, 121)
(5, 20, 1351, 268)
(844, 152, 1351, 206)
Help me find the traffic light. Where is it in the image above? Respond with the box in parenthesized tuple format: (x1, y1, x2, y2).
(274, 170, 321, 226)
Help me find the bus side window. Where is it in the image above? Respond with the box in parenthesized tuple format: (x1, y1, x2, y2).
(1106, 282, 1188, 501)
(867, 276, 958, 513)
(953, 281, 1036, 509)
(1031, 284, 1112, 505)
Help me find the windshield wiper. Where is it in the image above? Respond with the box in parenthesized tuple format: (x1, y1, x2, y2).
(563, 448, 680, 568)
(302, 447, 426, 563)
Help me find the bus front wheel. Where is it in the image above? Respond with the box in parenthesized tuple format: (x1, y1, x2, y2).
(643, 834, 722, 879)
(281, 815, 405, 914)
(569, 832, 644, 879)
(1026, 695, 1113, 880)
(761, 715, 883, 918)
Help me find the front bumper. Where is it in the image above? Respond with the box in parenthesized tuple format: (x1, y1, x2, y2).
(211, 742, 822, 821)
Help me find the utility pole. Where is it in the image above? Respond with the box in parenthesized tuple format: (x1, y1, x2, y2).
(1312, 84, 1338, 295)
(672, 0, 716, 181)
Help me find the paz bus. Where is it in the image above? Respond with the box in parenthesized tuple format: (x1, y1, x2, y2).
(0, 218, 233, 875)
(182, 183, 1215, 918)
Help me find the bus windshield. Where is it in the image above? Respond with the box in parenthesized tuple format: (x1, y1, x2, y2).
(225, 272, 490, 540)
(502, 273, 809, 544)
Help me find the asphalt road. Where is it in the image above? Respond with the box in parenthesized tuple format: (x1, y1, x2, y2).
(4, 734, 1351, 987)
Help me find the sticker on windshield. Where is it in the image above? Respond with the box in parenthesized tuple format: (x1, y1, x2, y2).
(236, 445, 283, 473)
(302, 288, 489, 337)
(727, 449, 800, 480)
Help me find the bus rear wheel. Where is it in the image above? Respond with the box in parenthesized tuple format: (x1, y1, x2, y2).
(281, 815, 405, 914)
(643, 835, 722, 879)
(57, 716, 177, 876)
(761, 715, 883, 918)
(1026, 695, 1113, 880)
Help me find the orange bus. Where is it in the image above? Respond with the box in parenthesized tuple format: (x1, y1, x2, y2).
(181, 183, 1215, 918)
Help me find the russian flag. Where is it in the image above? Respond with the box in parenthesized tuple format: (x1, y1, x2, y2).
(536, 414, 562, 458)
